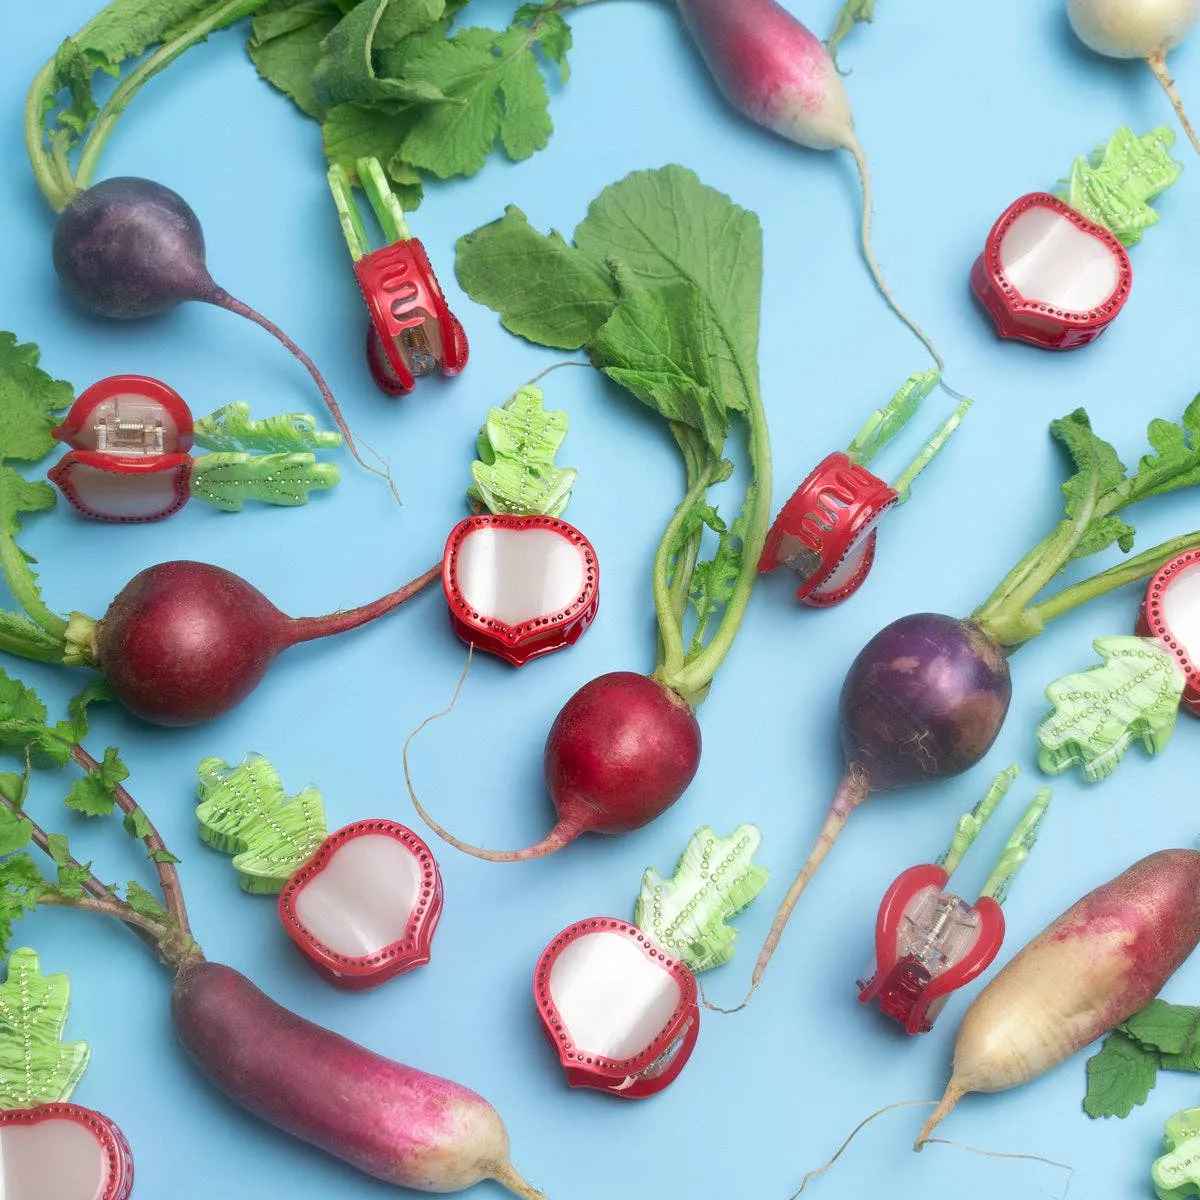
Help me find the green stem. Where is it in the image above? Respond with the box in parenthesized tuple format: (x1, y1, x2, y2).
(665, 394, 773, 701)
(73, 0, 268, 195)
(327, 162, 371, 262)
(0, 534, 68, 646)
(23, 61, 75, 212)
(1024, 529, 1200, 634)
(357, 156, 411, 243)
(891, 397, 972, 502)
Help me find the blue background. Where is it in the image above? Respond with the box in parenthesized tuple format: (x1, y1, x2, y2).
(3, 1, 1200, 1198)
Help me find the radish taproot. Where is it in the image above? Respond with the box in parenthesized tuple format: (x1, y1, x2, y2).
(24, 6, 390, 489)
(0, 686, 548, 1199)
(915, 849, 1200, 1146)
(718, 402, 1200, 1007)
(671, 0, 945, 369)
(1068, 0, 1200, 155)
(417, 166, 770, 859)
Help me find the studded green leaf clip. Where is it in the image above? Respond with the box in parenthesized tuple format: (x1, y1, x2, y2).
(1153, 1108, 1200, 1199)
(634, 824, 769, 972)
(1037, 635, 1186, 781)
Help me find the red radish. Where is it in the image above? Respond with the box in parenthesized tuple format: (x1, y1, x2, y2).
(82, 558, 440, 726)
(409, 671, 702, 860)
(278, 820, 444, 989)
(0, 1103, 134, 1200)
(672, 0, 945, 368)
(915, 849, 1200, 1146)
(533, 918, 699, 1099)
(1068, 0, 1200, 154)
(172, 961, 545, 1197)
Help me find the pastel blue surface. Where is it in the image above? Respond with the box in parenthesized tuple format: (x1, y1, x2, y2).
(3, 2, 1200, 1198)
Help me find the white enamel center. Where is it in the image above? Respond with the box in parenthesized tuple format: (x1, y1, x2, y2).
(67, 462, 181, 520)
(0, 1119, 108, 1200)
(1162, 562, 1200, 665)
(456, 528, 584, 624)
(293, 835, 422, 957)
(999, 207, 1120, 312)
(549, 931, 681, 1060)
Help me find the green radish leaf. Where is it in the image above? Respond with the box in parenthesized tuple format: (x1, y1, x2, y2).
(1037, 636, 1184, 782)
(634, 824, 768, 973)
(1122, 1000, 1200, 1057)
(1050, 410, 1133, 560)
(123, 881, 168, 922)
(1127, 397, 1200, 505)
(0, 857, 50, 959)
(0, 807, 32, 858)
(196, 755, 328, 894)
(0, 335, 75, 466)
(248, 0, 348, 118)
(1055, 126, 1182, 247)
(323, 106, 426, 209)
(1084, 1029, 1160, 1117)
(64, 748, 129, 819)
(0, 947, 90, 1109)
(191, 402, 343, 454)
(189, 453, 341, 511)
(827, 0, 875, 63)
(468, 386, 577, 516)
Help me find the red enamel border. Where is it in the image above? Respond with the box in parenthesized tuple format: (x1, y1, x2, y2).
(533, 917, 699, 1099)
(442, 514, 600, 666)
(1137, 549, 1200, 716)
(278, 819, 443, 990)
(858, 864, 1005, 1034)
(47, 452, 194, 523)
(970, 192, 1132, 351)
(0, 1103, 135, 1200)
(52, 374, 194, 452)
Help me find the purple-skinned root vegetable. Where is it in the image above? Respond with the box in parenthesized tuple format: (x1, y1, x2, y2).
(76, 558, 441, 726)
(172, 961, 546, 1197)
(408, 671, 703, 860)
(711, 404, 1200, 1011)
(915, 849, 1200, 1146)
(672, 0, 946, 371)
(51, 177, 392, 493)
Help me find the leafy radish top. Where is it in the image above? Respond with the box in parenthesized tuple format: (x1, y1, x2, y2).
(0, 947, 90, 1109)
(456, 165, 771, 708)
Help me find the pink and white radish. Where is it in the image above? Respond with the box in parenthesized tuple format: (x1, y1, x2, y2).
(915, 849, 1200, 1145)
(534, 918, 700, 1099)
(1068, 0, 1200, 154)
(196, 755, 444, 989)
(672, 0, 945, 367)
(1137, 548, 1200, 713)
(0, 706, 547, 1199)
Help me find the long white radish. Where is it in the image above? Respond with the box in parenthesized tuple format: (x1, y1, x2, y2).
(916, 849, 1200, 1147)
(1068, 0, 1200, 153)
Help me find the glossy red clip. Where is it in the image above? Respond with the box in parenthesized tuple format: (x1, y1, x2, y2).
(1136, 549, 1200, 716)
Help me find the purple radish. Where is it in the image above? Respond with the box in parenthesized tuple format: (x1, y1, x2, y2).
(916, 849, 1200, 1145)
(409, 671, 703, 860)
(51, 177, 386, 486)
(672, 0, 944, 367)
(83, 558, 440, 726)
(172, 961, 545, 1197)
(714, 405, 1200, 1009)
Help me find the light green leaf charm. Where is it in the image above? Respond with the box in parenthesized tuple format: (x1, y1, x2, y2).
(634, 824, 768, 973)
(1153, 1107, 1200, 1199)
(1055, 126, 1183, 247)
(191, 403, 344, 453)
(0, 947, 89, 1109)
(190, 453, 341, 512)
(468, 385, 578, 516)
(1038, 636, 1185, 782)
(196, 755, 328, 894)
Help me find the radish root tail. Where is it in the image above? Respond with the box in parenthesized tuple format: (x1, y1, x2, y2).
(920, 1137, 1074, 1179)
(789, 1099, 936, 1197)
(1146, 52, 1200, 156)
(914, 1082, 965, 1149)
(703, 768, 870, 1014)
(212, 290, 401, 506)
(846, 139, 954, 388)
(491, 1162, 550, 1200)
(402, 647, 577, 863)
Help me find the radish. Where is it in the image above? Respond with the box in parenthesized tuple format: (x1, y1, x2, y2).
(671, 0, 945, 369)
(0, 696, 547, 1199)
(915, 849, 1200, 1146)
(715, 402, 1200, 1007)
(1068, 0, 1200, 155)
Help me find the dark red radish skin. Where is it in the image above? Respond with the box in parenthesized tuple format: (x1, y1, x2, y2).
(917, 849, 1200, 1145)
(0, 1103, 135, 1200)
(51, 177, 383, 483)
(90, 558, 441, 727)
(839, 613, 1012, 792)
(171, 960, 546, 1197)
(407, 672, 702, 861)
